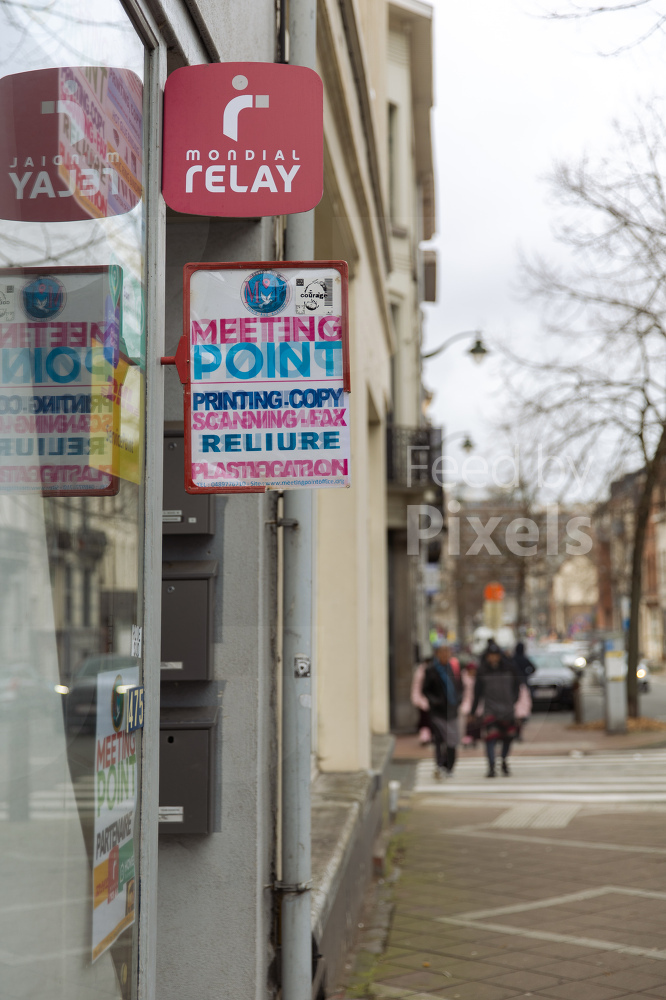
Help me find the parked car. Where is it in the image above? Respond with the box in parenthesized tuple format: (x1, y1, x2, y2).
(63, 654, 137, 735)
(527, 652, 576, 710)
(588, 655, 651, 693)
(543, 642, 588, 674)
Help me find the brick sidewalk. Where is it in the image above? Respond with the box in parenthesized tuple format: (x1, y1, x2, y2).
(344, 779, 666, 1000)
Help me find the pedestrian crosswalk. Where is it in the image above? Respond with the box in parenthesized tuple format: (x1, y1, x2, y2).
(414, 750, 666, 804)
(0, 779, 95, 821)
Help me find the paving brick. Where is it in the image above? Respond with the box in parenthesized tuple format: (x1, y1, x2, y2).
(432, 958, 511, 980)
(491, 950, 569, 970)
(537, 959, 613, 979)
(521, 941, 601, 960)
(490, 970, 561, 991)
(386, 951, 462, 973)
(381, 970, 464, 991)
(383, 947, 416, 961)
(432, 982, 522, 1000)
(539, 982, 626, 999)
(582, 952, 650, 972)
(432, 942, 507, 961)
(373, 963, 420, 981)
(588, 970, 666, 992)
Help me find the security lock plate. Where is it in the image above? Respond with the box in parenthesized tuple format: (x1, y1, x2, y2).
(294, 655, 310, 678)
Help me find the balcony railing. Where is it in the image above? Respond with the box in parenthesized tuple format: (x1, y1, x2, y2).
(386, 425, 442, 489)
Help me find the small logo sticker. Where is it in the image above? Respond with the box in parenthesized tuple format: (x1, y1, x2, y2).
(111, 675, 125, 733)
(21, 275, 66, 319)
(241, 270, 290, 315)
(298, 277, 331, 312)
(0, 285, 14, 321)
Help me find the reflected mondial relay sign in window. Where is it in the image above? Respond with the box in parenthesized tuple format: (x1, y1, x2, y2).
(0, 65, 143, 222)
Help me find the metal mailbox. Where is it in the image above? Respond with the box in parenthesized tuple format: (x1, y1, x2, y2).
(160, 560, 217, 681)
(159, 706, 218, 835)
(163, 427, 215, 535)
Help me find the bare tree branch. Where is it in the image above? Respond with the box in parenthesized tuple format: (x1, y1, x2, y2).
(540, 0, 666, 52)
(504, 102, 666, 714)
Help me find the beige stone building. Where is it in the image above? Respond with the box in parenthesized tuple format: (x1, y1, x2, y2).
(313, 0, 436, 769)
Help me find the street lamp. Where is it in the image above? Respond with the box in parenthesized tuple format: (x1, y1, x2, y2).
(468, 338, 488, 365)
(443, 430, 475, 453)
(421, 329, 489, 362)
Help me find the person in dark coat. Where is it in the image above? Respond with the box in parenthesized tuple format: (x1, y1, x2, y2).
(513, 642, 536, 681)
(471, 641, 521, 778)
(512, 641, 536, 741)
(422, 642, 463, 779)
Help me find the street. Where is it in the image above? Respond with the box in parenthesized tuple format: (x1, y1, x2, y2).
(346, 726, 666, 1000)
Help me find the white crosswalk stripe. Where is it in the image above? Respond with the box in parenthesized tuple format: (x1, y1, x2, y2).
(414, 751, 666, 804)
(0, 780, 96, 821)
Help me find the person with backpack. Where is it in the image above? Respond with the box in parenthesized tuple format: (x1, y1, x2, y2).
(422, 641, 463, 779)
(472, 640, 522, 777)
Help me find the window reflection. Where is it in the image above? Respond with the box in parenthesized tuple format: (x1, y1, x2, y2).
(0, 2, 147, 998)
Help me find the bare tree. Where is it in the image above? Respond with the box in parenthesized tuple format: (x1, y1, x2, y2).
(542, 1, 666, 52)
(509, 101, 666, 716)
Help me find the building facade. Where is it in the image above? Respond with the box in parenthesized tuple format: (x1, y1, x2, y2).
(595, 467, 666, 664)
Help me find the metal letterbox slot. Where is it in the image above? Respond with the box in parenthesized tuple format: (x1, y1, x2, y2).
(160, 561, 217, 681)
(162, 427, 215, 535)
(158, 707, 218, 836)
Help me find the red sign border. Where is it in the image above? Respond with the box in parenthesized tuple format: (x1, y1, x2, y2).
(0, 264, 122, 498)
(179, 260, 350, 495)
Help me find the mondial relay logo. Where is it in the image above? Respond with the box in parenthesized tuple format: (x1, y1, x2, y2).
(161, 62, 323, 217)
(241, 270, 290, 315)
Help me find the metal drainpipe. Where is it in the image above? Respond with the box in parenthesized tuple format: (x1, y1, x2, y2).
(281, 3, 316, 999)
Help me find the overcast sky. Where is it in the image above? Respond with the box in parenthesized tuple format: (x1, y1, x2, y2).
(421, 0, 666, 490)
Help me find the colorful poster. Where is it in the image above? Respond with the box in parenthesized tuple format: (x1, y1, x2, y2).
(92, 667, 139, 963)
(0, 268, 117, 494)
(0, 266, 142, 494)
(184, 262, 351, 491)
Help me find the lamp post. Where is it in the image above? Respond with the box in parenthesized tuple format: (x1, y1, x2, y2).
(443, 431, 475, 453)
(421, 329, 489, 363)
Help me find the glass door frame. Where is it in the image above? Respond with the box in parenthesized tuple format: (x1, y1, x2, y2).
(118, 2, 166, 997)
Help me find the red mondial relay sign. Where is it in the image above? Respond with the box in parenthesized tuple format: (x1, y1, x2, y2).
(162, 63, 323, 217)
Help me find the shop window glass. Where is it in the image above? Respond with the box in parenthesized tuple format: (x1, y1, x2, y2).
(0, 3, 148, 998)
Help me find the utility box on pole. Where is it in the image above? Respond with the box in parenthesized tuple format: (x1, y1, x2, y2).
(605, 639, 627, 734)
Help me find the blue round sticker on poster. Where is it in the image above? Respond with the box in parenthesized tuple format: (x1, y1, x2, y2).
(22, 275, 66, 320)
(241, 270, 290, 315)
